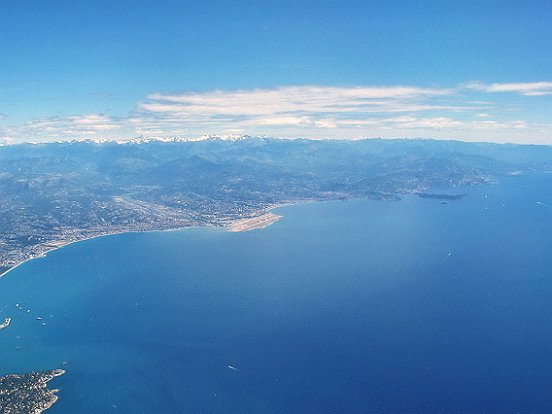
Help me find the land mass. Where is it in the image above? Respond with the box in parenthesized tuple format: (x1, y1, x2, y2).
(1, 136, 551, 275)
(0, 369, 65, 414)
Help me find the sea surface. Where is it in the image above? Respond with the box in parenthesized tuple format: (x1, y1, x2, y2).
(1, 174, 551, 414)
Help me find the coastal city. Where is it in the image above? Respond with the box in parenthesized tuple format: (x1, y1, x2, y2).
(0, 137, 517, 276)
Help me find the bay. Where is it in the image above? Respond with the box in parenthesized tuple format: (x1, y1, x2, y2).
(1, 174, 551, 413)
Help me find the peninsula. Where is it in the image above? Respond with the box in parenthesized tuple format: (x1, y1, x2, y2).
(0, 369, 65, 414)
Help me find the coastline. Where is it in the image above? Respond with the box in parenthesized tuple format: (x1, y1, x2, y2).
(226, 212, 282, 232)
(0, 207, 290, 279)
(0, 196, 393, 278)
(0, 197, 386, 278)
(0, 369, 65, 414)
(0, 208, 286, 412)
(0, 227, 200, 279)
(0, 193, 425, 279)
(0, 231, 131, 279)
(0, 259, 32, 279)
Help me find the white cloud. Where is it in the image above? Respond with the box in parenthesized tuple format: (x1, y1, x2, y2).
(131, 85, 477, 137)
(465, 81, 552, 96)
(324, 116, 528, 132)
(0, 114, 121, 142)
(1, 82, 551, 144)
(140, 85, 452, 118)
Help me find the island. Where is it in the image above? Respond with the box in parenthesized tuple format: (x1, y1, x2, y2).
(0, 369, 65, 414)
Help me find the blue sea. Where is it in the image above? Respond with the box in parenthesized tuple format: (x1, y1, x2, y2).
(1, 174, 552, 414)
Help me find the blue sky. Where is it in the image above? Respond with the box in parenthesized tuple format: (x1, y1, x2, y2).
(0, 0, 551, 144)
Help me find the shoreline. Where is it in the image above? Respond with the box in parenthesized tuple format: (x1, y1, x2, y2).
(0, 195, 403, 278)
(0, 207, 291, 279)
(0, 230, 133, 279)
(0, 369, 65, 414)
(226, 212, 282, 232)
(0, 197, 384, 278)
(0, 227, 200, 279)
(0, 194, 412, 279)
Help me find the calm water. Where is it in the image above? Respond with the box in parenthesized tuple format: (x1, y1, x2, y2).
(1, 174, 551, 414)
